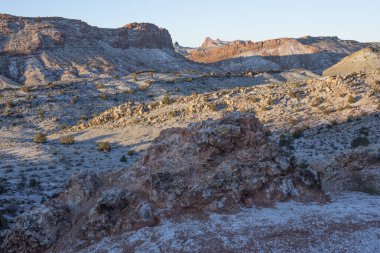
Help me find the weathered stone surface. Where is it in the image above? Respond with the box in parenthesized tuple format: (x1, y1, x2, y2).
(61, 170, 102, 207)
(322, 151, 380, 194)
(1, 202, 70, 253)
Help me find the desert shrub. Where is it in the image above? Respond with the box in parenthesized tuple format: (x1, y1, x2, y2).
(144, 80, 153, 86)
(209, 103, 217, 111)
(287, 117, 297, 126)
(96, 83, 106, 90)
(29, 178, 40, 188)
(266, 97, 274, 106)
(5, 100, 13, 109)
(351, 136, 369, 148)
(327, 120, 338, 129)
(288, 91, 300, 99)
(0, 213, 8, 229)
(33, 132, 47, 143)
(161, 94, 170, 105)
(37, 110, 44, 118)
(127, 150, 135, 156)
(279, 134, 294, 149)
(21, 86, 30, 93)
(299, 161, 309, 169)
(0, 178, 7, 194)
(168, 111, 176, 117)
(263, 127, 272, 136)
(292, 128, 304, 139)
(120, 155, 127, 162)
(139, 84, 149, 91)
(346, 114, 354, 122)
(125, 88, 134, 95)
(97, 142, 111, 152)
(48, 82, 56, 89)
(251, 97, 260, 103)
(70, 96, 78, 104)
(347, 95, 355, 104)
(359, 127, 369, 136)
(98, 93, 107, 100)
(60, 135, 75, 145)
(311, 97, 324, 107)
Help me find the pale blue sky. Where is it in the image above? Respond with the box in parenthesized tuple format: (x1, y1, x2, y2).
(1, 0, 379, 46)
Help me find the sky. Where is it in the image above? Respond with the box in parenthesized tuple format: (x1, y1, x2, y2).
(1, 0, 379, 47)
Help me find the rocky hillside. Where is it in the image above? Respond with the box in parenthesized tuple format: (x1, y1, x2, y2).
(182, 36, 373, 73)
(323, 47, 380, 76)
(0, 14, 201, 86)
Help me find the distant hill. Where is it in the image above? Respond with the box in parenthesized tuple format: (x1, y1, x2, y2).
(323, 47, 380, 76)
(180, 36, 377, 74)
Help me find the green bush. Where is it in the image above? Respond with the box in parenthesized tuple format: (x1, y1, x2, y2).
(127, 150, 135, 156)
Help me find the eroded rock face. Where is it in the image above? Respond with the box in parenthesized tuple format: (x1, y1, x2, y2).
(322, 151, 380, 194)
(136, 112, 324, 210)
(1, 202, 70, 253)
(61, 171, 102, 207)
(1, 113, 325, 252)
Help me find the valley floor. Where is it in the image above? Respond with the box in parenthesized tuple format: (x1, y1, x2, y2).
(79, 192, 380, 253)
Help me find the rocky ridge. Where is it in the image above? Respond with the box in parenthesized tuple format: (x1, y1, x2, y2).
(323, 47, 380, 76)
(183, 36, 374, 73)
(0, 14, 202, 86)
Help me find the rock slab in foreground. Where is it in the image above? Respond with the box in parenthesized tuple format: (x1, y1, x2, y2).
(1, 112, 325, 253)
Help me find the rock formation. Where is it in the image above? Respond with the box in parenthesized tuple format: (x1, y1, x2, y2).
(0, 14, 200, 86)
(1, 112, 325, 252)
(322, 150, 380, 194)
(323, 47, 380, 76)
